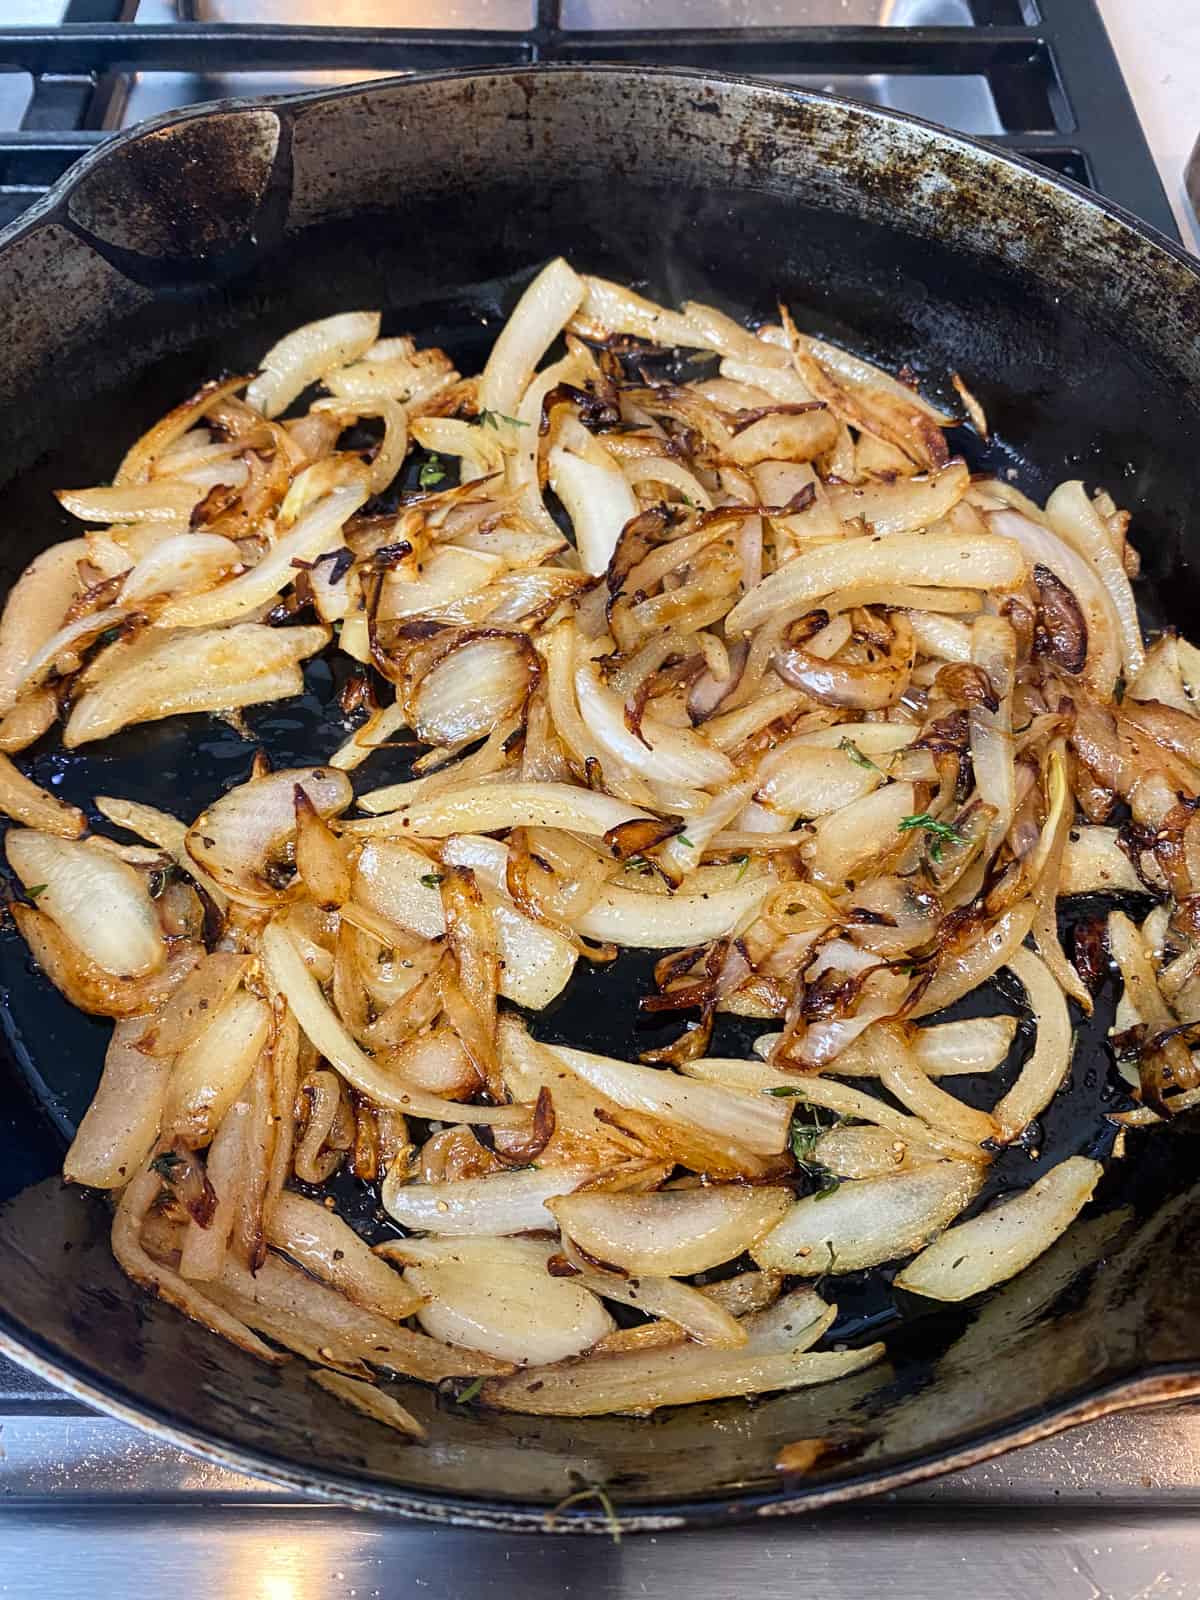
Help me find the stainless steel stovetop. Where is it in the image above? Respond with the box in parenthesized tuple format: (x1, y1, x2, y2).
(4, 1349, 1200, 1597)
(2, 4, 1199, 1596)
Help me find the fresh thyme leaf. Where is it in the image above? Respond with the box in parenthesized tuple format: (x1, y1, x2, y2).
(789, 1121, 823, 1165)
(418, 453, 446, 489)
(25, 884, 48, 900)
(838, 736, 884, 775)
(150, 1151, 182, 1179)
(764, 1085, 807, 1098)
(898, 812, 965, 862)
(546, 1483, 622, 1544)
(678, 835, 694, 848)
(419, 872, 444, 888)
(812, 1240, 841, 1295)
(813, 1176, 841, 1201)
(477, 409, 528, 430)
(788, 1104, 834, 1179)
(625, 855, 654, 875)
(734, 854, 750, 880)
(456, 1376, 485, 1405)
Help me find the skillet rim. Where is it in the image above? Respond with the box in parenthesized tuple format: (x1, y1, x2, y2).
(1, 60, 1199, 1531)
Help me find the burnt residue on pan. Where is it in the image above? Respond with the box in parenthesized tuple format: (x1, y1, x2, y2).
(0, 68, 1199, 1531)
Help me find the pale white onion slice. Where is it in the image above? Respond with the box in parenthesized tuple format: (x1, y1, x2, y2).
(481, 1297, 879, 1416)
(0, 754, 84, 838)
(376, 1236, 558, 1271)
(992, 948, 1072, 1141)
(381, 1165, 594, 1236)
(814, 1124, 926, 1179)
(0, 539, 87, 713)
(154, 482, 368, 628)
(213, 1254, 510, 1381)
(757, 1017, 1018, 1078)
(17, 604, 129, 700)
(93, 793, 227, 909)
(408, 635, 536, 746)
(63, 1016, 171, 1188)
(139, 953, 252, 1058)
(549, 1185, 790, 1277)
(6, 830, 165, 978)
(827, 459, 969, 535)
(309, 1371, 426, 1441)
(908, 1016, 1019, 1077)
(260, 921, 525, 1127)
(869, 1026, 998, 1146)
(114, 374, 252, 485)
(575, 873, 771, 949)
(265, 1191, 423, 1322)
(1045, 480, 1145, 681)
(909, 610, 974, 662)
(622, 455, 714, 509)
(910, 898, 1037, 1019)
(987, 507, 1120, 694)
(478, 257, 584, 418)
(562, 1249, 747, 1349)
(573, 275, 719, 353)
(407, 1258, 613, 1366)
(353, 839, 577, 1009)
(804, 781, 916, 889)
(752, 1163, 983, 1274)
(791, 723, 917, 754)
(186, 765, 352, 906)
(64, 622, 328, 747)
(1127, 635, 1194, 713)
(1059, 826, 1146, 895)
(575, 661, 734, 789)
(685, 1058, 988, 1167)
(55, 482, 203, 524)
(894, 1157, 1101, 1301)
(350, 779, 650, 836)
(410, 416, 504, 483)
(246, 310, 381, 419)
(725, 531, 1027, 637)
(352, 839, 447, 939)
(719, 356, 812, 400)
(547, 1041, 790, 1156)
(755, 741, 882, 823)
(162, 986, 271, 1147)
(378, 546, 502, 620)
(118, 532, 240, 605)
(549, 445, 640, 576)
(113, 1168, 280, 1366)
(970, 614, 1017, 852)
(323, 344, 456, 407)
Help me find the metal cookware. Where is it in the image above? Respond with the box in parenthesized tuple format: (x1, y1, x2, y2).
(2, 65, 1200, 1531)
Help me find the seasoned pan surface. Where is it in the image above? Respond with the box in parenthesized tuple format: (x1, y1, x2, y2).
(2, 66, 1200, 1529)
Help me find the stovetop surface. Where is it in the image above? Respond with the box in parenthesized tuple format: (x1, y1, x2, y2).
(0, 4, 1196, 1595)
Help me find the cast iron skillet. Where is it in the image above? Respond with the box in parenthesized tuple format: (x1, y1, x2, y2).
(1, 65, 1200, 1534)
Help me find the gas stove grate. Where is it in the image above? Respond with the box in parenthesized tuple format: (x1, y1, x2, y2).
(0, 0, 1179, 239)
